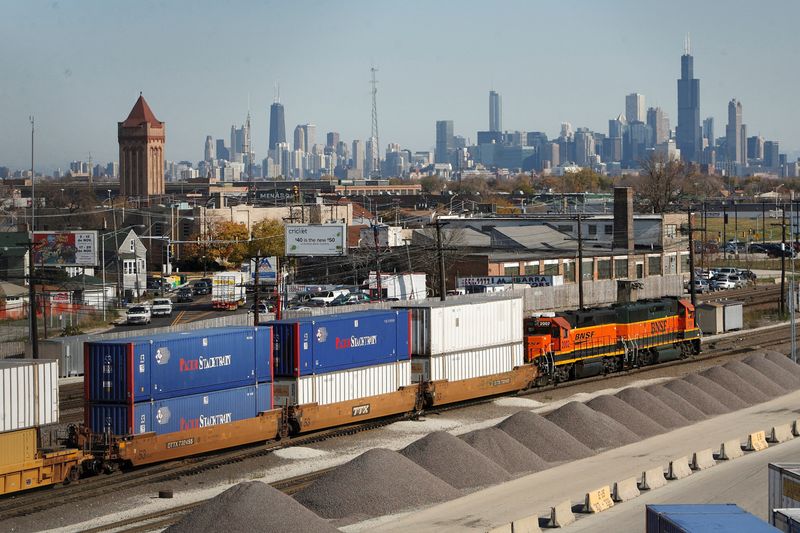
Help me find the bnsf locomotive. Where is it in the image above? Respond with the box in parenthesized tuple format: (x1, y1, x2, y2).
(525, 297, 701, 383)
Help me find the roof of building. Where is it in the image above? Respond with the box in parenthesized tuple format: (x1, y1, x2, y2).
(121, 94, 163, 128)
(0, 281, 26, 297)
(489, 224, 577, 251)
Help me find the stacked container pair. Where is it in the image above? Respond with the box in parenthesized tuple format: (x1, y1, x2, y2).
(270, 310, 412, 407)
(0, 359, 60, 433)
(396, 296, 525, 383)
(84, 327, 273, 436)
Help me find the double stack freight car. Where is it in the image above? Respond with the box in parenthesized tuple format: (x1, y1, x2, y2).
(0, 360, 87, 495)
(2, 295, 701, 494)
(524, 297, 701, 383)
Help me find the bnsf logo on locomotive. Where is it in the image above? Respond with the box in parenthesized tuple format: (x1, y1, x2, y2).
(575, 331, 595, 342)
(650, 320, 668, 333)
(335, 335, 378, 349)
(178, 354, 232, 372)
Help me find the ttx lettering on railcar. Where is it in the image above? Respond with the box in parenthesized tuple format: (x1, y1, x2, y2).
(352, 404, 371, 416)
(166, 438, 195, 449)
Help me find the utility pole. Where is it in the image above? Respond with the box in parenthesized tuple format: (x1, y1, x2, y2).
(577, 213, 585, 310)
(370, 66, 381, 178)
(722, 204, 728, 261)
(687, 205, 697, 307)
(781, 207, 787, 315)
(435, 219, 446, 301)
(30, 116, 35, 232)
(372, 224, 383, 301)
(253, 251, 261, 326)
(22, 241, 39, 358)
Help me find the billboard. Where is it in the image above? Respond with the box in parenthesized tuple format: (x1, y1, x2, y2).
(285, 224, 346, 257)
(241, 256, 278, 282)
(32, 231, 98, 267)
(457, 275, 564, 288)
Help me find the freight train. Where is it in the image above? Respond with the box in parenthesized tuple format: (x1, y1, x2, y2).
(0, 295, 700, 496)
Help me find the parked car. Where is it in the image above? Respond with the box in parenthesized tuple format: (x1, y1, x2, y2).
(748, 243, 768, 254)
(150, 298, 173, 317)
(192, 281, 212, 295)
(711, 275, 736, 291)
(176, 288, 194, 303)
(689, 279, 711, 293)
(310, 289, 350, 305)
(126, 305, 151, 325)
(249, 302, 274, 314)
(737, 269, 757, 283)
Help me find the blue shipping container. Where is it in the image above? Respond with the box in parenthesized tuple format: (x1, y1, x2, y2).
(646, 504, 779, 533)
(85, 326, 272, 403)
(88, 383, 272, 436)
(270, 310, 411, 376)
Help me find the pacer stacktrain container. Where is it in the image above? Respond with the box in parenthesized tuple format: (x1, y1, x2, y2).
(270, 310, 411, 376)
(85, 327, 273, 403)
(0, 359, 59, 433)
(87, 383, 273, 436)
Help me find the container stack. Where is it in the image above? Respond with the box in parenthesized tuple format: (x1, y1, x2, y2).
(0, 359, 60, 433)
(84, 327, 273, 436)
(395, 296, 525, 383)
(270, 310, 412, 407)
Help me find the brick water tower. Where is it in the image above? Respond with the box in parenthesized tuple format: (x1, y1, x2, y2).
(118, 93, 165, 198)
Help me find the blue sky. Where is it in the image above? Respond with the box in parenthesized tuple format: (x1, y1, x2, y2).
(1, 0, 799, 170)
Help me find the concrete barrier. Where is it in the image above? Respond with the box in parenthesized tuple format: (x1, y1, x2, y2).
(583, 485, 614, 513)
(548, 501, 576, 528)
(793, 419, 800, 437)
(745, 430, 769, 451)
(639, 467, 667, 490)
(612, 477, 640, 502)
(769, 424, 794, 444)
(691, 448, 716, 470)
(718, 439, 744, 460)
(487, 524, 512, 533)
(511, 515, 542, 533)
(667, 456, 692, 480)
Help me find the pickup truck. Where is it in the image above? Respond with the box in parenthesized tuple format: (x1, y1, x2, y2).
(126, 305, 151, 325)
(150, 298, 173, 317)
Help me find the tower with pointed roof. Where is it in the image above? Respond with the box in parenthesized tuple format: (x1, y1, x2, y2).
(118, 94, 165, 197)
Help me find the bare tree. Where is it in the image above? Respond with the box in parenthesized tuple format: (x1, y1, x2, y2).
(636, 152, 693, 213)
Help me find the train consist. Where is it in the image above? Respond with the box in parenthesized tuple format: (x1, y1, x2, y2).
(0, 295, 700, 496)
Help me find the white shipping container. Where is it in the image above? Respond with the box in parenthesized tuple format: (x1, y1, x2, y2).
(773, 508, 800, 532)
(770, 463, 800, 520)
(273, 360, 411, 407)
(0, 359, 59, 433)
(411, 342, 524, 383)
(398, 297, 523, 356)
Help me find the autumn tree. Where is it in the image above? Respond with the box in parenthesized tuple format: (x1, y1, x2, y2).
(203, 220, 249, 266)
(556, 168, 612, 193)
(419, 175, 446, 194)
(247, 219, 285, 258)
(636, 153, 693, 213)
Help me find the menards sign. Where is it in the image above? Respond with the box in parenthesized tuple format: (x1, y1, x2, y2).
(456, 275, 564, 287)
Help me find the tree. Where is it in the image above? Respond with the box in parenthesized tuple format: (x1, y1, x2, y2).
(247, 219, 285, 258)
(556, 168, 612, 193)
(636, 153, 693, 213)
(205, 221, 249, 266)
(419, 175, 446, 194)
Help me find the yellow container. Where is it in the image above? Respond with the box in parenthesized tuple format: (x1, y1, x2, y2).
(0, 428, 37, 468)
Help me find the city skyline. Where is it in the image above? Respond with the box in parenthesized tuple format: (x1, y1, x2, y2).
(2, 1, 800, 170)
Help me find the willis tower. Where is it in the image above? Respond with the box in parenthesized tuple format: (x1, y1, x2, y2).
(676, 35, 701, 162)
(268, 91, 286, 151)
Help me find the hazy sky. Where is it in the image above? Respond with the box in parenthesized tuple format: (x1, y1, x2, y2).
(2, 0, 799, 171)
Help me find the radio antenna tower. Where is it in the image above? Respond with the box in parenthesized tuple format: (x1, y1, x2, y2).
(370, 66, 381, 178)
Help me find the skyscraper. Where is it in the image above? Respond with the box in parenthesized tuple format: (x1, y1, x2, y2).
(366, 137, 379, 176)
(268, 101, 286, 151)
(676, 36, 701, 162)
(489, 90, 502, 132)
(351, 139, 365, 177)
(118, 94, 165, 197)
(726, 99, 746, 165)
(435, 120, 454, 164)
(646, 107, 670, 145)
(702, 117, 715, 146)
(327, 132, 340, 149)
(204, 135, 215, 162)
(303, 124, 316, 151)
(764, 141, 780, 169)
(293, 125, 306, 153)
(625, 93, 645, 123)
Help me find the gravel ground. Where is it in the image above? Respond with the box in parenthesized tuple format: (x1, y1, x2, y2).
(615, 387, 690, 428)
(497, 411, 595, 463)
(459, 427, 550, 476)
(165, 481, 337, 533)
(400, 431, 511, 489)
(682, 373, 753, 409)
(744, 356, 800, 390)
(585, 394, 667, 438)
(699, 366, 770, 404)
(723, 360, 788, 397)
(663, 379, 731, 415)
(544, 401, 640, 451)
(764, 352, 800, 380)
(642, 384, 708, 422)
(293, 448, 460, 522)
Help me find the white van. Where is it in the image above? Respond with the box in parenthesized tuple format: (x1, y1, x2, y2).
(310, 289, 350, 305)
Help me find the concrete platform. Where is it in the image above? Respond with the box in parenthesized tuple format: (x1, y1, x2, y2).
(344, 388, 800, 532)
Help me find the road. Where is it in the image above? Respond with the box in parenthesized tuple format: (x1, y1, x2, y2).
(114, 292, 253, 331)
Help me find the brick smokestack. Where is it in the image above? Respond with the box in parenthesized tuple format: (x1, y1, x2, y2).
(613, 187, 634, 252)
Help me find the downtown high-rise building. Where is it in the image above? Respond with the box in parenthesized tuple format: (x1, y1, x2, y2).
(702, 117, 715, 146)
(625, 93, 645, 123)
(726, 99, 746, 165)
(293, 125, 306, 152)
(204, 135, 215, 162)
(268, 101, 286, 151)
(351, 139, 365, 177)
(489, 90, 502, 132)
(435, 120, 454, 164)
(326, 132, 340, 149)
(676, 38, 701, 162)
(646, 107, 670, 146)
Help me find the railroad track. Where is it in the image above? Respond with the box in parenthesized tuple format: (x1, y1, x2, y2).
(697, 284, 781, 307)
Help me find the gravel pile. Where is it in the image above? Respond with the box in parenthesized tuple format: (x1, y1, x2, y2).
(166, 481, 338, 533)
(294, 448, 460, 520)
(544, 401, 640, 450)
(699, 366, 770, 404)
(460, 427, 550, 475)
(401, 431, 511, 489)
(683, 373, 752, 409)
(744, 355, 800, 390)
(643, 384, 708, 422)
(764, 352, 800, 380)
(663, 379, 731, 415)
(498, 411, 595, 462)
(724, 360, 788, 397)
(615, 387, 689, 428)
(586, 394, 667, 438)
